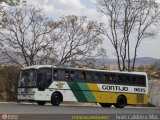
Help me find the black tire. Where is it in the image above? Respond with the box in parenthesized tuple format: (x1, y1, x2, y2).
(114, 95, 127, 108)
(37, 101, 46, 105)
(100, 103, 112, 107)
(51, 92, 63, 106)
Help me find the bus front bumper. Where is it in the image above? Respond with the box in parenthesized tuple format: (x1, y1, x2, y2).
(17, 94, 35, 100)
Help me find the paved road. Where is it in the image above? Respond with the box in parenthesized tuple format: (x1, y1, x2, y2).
(0, 102, 159, 114)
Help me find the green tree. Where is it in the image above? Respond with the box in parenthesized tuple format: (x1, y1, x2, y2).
(0, 66, 20, 101)
(0, 0, 19, 5)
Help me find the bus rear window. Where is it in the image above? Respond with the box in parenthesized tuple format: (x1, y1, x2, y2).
(132, 75, 146, 87)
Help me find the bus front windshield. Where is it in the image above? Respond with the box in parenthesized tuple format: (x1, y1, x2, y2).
(19, 69, 37, 87)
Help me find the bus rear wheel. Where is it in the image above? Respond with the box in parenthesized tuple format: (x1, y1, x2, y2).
(37, 101, 46, 105)
(100, 103, 112, 107)
(51, 92, 63, 106)
(114, 95, 127, 108)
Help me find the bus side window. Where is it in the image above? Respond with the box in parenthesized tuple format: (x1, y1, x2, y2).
(74, 71, 79, 81)
(107, 74, 115, 84)
(123, 75, 131, 85)
(137, 75, 146, 87)
(130, 75, 146, 87)
(74, 71, 85, 82)
(80, 72, 85, 82)
(108, 74, 112, 83)
(46, 71, 52, 86)
(93, 72, 101, 83)
(86, 73, 92, 82)
(116, 74, 122, 84)
(102, 74, 111, 84)
(102, 74, 107, 83)
(53, 69, 58, 80)
(70, 71, 74, 81)
(132, 76, 137, 86)
(139, 76, 146, 87)
(57, 70, 65, 81)
(65, 71, 69, 81)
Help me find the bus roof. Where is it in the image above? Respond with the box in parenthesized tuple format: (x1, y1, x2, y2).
(22, 65, 146, 75)
(54, 66, 147, 75)
(21, 65, 147, 75)
(21, 65, 53, 70)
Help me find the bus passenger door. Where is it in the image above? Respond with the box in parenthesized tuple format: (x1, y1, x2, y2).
(37, 68, 52, 91)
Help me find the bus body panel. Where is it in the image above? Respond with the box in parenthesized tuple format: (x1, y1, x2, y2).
(18, 80, 148, 105)
(18, 65, 149, 106)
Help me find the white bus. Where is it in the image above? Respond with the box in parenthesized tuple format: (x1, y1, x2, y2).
(17, 65, 148, 108)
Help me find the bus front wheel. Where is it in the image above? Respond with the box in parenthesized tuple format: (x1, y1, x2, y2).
(114, 95, 127, 108)
(37, 101, 46, 105)
(100, 103, 112, 107)
(51, 92, 63, 106)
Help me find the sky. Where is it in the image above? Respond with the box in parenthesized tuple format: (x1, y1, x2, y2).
(23, 0, 160, 59)
(25, 0, 100, 21)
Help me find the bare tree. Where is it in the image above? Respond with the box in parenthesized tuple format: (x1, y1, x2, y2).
(0, 5, 59, 67)
(98, 0, 160, 71)
(50, 15, 104, 66)
(0, 0, 20, 53)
